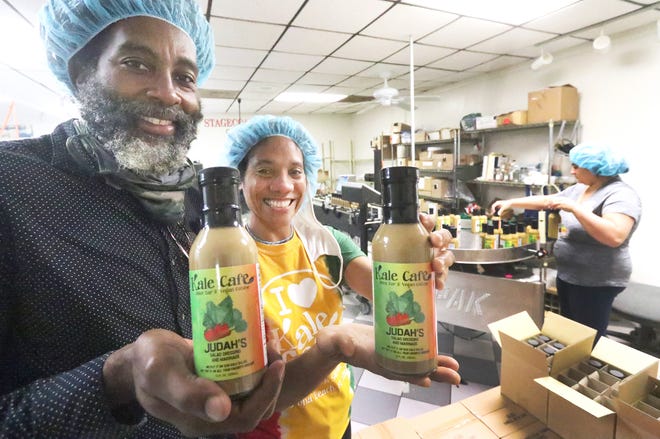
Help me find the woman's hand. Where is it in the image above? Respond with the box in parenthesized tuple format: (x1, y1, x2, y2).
(420, 213, 456, 290)
(316, 323, 461, 387)
(103, 329, 285, 437)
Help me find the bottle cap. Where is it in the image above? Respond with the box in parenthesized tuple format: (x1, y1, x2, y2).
(381, 166, 419, 224)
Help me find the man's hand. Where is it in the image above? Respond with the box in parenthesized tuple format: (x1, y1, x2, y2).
(316, 323, 461, 387)
(103, 329, 284, 437)
(420, 213, 456, 290)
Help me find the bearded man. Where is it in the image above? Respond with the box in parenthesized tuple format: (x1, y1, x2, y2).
(0, 1, 284, 437)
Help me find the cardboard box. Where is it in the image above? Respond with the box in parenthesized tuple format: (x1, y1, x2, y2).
(527, 85, 578, 124)
(461, 387, 539, 437)
(436, 153, 454, 170)
(352, 417, 416, 438)
(391, 122, 411, 133)
(534, 337, 659, 439)
(413, 403, 499, 438)
(496, 110, 528, 126)
(431, 178, 450, 198)
(613, 375, 660, 439)
(414, 130, 428, 142)
(502, 421, 562, 439)
(439, 127, 456, 140)
(488, 311, 597, 423)
(476, 116, 497, 130)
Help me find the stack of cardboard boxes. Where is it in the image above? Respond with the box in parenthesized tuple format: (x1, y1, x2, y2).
(354, 311, 659, 438)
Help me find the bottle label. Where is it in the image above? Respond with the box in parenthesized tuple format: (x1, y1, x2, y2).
(373, 262, 437, 363)
(190, 264, 266, 381)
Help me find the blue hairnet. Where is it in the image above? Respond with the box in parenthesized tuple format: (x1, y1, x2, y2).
(39, 0, 215, 93)
(569, 143, 629, 176)
(226, 115, 322, 193)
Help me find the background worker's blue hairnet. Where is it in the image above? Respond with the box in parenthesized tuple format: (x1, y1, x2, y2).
(570, 143, 629, 176)
(226, 115, 322, 193)
(39, 0, 215, 93)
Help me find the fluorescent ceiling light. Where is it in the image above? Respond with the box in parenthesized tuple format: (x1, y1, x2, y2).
(274, 92, 347, 103)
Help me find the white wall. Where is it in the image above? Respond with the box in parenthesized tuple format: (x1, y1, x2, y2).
(351, 22, 659, 286)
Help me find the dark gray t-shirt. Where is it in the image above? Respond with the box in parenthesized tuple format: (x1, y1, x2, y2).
(553, 177, 641, 287)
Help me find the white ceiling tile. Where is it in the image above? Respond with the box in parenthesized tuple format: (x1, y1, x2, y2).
(259, 101, 300, 113)
(312, 57, 374, 76)
(201, 78, 247, 91)
(284, 84, 333, 93)
(215, 47, 268, 67)
(383, 44, 456, 66)
(469, 55, 530, 72)
(234, 99, 270, 113)
(210, 0, 305, 24)
(532, 36, 588, 56)
(573, 8, 660, 39)
(336, 76, 383, 89)
(470, 28, 557, 56)
(428, 51, 499, 71)
(399, 67, 457, 82)
(360, 3, 458, 41)
(333, 35, 408, 62)
(420, 17, 512, 49)
(523, 0, 639, 34)
(242, 81, 287, 94)
(403, 0, 581, 26)
(4, 0, 42, 26)
(297, 72, 350, 86)
(211, 65, 255, 82)
(357, 63, 411, 79)
(287, 103, 330, 113)
(275, 28, 351, 55)
(210, 18, 284, 50)
(325, 85, 369, 96)
(293, 0, 391, 33)
(262, 52, 325, 71)
(251, 68, 303, 83)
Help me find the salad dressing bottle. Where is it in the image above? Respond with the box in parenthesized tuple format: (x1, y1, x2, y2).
(372, 166, 437, 375)
(189, 166, 267, 398)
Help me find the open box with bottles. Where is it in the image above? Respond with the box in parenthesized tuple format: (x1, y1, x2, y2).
(535, 336, 658, 439)
(488, 311, 597, 422)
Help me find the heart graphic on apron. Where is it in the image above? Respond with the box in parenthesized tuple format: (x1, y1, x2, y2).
(287, 277, 317, 308)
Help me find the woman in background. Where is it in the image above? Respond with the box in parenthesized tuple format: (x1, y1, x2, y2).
(493, 143, 640, 342)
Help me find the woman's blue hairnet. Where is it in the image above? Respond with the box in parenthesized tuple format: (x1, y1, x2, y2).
(569, 143, 629, 176)
(226, 115, 322, 193)
(39, 0, 215, 93)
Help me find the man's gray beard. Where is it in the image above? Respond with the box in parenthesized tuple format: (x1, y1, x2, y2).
(76, 77, 203, 176)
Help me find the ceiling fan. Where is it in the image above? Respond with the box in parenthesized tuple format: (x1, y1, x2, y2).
(340, 73, 411, 111)
(341, 72, 442, 113)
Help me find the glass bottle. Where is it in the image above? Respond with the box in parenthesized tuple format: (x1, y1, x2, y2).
(189, 166, 267, 399)
(372, 166, 437, 375)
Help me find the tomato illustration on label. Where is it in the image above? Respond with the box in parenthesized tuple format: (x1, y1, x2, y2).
(385, 289, 425, 326)
(202, 296, 248, 341)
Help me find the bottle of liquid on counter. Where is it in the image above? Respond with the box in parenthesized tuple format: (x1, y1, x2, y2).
(547, 210, 560, 240)
(372, 166, 437, 376)
(471, 210, 482, 233)
(448, 225, 459, 249)
(189, 166, 267, 399)
(502, 223, 516, 248)
(538, 210, 547, 245)
(517, 221, 528, 246)
(527, 219, 539, 244)
(483, 223, 497, 249)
